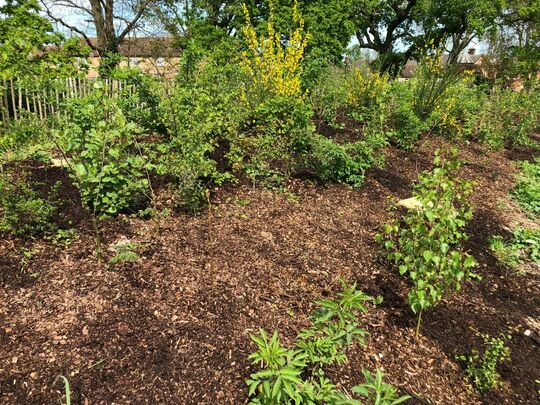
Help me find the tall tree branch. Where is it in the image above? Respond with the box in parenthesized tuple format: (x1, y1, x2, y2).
(41, 0, 96, 50)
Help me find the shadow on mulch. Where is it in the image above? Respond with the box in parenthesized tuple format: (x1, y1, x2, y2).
(503, 145, 540, 163)
(314, 115, 365, 143)
(19, 161, 88, 229)
(0, 255, 35, 288)
(368, 166, 411, 196)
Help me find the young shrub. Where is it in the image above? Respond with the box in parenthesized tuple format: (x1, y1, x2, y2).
(474, 86, 540, 149)
(246, 282, 409, 404)
(458, 332, 511, 393)
(306, 133, 385, 187)
(386, 103, 426, 150)
(0, 171, 56, 236)
(512, 157, 540, 216)
(240, 1, 309, 102)
(447, 81, 487, 141)
(347, 67, 390, 122)
(0, 114, 47, 159)
(352, 368, 410, 405)
(295, 283, 376, 371)
(384, 81, 426, 150)
(56, 81, 151, 218)
(310, 66, 350, 127)
(109, 67, 165, 135)
(159, 61, 240, 211)
(377, 148, 478, 335)
(110, 241, 140, 266)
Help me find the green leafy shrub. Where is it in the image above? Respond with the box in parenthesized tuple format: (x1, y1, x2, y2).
(458, 332, 511, 393)
(377, 148, 478, 334)
(490, 227, 540, 269)
(110, 241, 140, 266)
(310, 66, 350, 126)
(57, 82, 150, 218)
(387, 102, 426, 150)
(306, 133, 385, 187)
(238, 95, 315, 186)
(448, 82, 487, 140)
(513, 157, 540, 216)
(109, 68, 165, 134)
(474, 87, 540, 149)
(0, 114, 40, 152)
(382, 81, 425, 150)
(246, 282, 409, 404)
(0, 171, 56, 236)
(159, 61, 239, 210)
(48, 228, 77, 247)
(352, 369, 410, 405)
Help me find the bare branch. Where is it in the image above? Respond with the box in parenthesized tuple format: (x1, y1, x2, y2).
(118, 0, 152, 41)
(41, 0, 96, 50)
(53, 0, 93, 15)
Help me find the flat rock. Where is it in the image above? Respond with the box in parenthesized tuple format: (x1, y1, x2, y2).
(398, 197, 423, 211)
(50, 158, 67, 167)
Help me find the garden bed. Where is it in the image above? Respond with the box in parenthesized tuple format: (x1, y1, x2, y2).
(1, 137, 539, 404)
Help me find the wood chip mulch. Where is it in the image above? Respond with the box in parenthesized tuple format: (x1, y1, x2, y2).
(1, 137, 539, 404)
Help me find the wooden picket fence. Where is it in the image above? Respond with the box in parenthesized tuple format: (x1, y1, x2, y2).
(0, 77, 141, 126)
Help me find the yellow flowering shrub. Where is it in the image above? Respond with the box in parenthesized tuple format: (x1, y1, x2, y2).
(347, 68, 390, 110)
(412, 46, 462, 120)
(240, 1, 309, 102)
(431, 94, 462, 137)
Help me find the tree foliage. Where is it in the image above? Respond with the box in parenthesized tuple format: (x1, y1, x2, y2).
(0, 0, 82, 80)
(350, 0, 505, 75)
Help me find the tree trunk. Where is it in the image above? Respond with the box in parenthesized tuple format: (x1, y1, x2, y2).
(88, 0, 121, 75)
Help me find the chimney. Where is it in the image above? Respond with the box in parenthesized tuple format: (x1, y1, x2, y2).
(468, 48, 476, 55)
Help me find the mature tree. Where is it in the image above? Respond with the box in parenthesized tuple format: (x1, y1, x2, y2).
(425, 0, 504, 64)
(41, 0, 157, 71)
(494, 0, 540, 77)
(350, 0, 432, 75)
(153, 0, 355, 64)
(0, 0, 82, 79)
(349, 0, 507, 75)
(255, 0, 356, 64)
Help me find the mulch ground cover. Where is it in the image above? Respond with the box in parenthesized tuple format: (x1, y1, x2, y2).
(1, 137, 539, 404)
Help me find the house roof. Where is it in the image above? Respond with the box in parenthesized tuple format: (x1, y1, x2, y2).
(440, 53, 483, 65)
(401, 52, 484, 78)
(81, 37, 181, 58)
(401, 60, 418, 78)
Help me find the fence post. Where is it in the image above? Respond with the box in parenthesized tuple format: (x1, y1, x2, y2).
(10, 79, 17, 121)
(2, 79, 9, 125)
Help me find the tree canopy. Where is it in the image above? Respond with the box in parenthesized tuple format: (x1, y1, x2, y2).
(0, 0, 82, 80)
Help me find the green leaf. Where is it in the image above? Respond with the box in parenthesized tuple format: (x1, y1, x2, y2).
(423, 250, 433, 262)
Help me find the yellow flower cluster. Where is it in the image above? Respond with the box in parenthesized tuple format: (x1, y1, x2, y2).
(433, 94, 461, 136)
(348, 68, 390, 109)
(240, 1, 309, 100)
(420, 41, 444, 77)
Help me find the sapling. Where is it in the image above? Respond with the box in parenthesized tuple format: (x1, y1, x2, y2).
(377, 148, 478, 336)
(51, 80, 151, 261)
